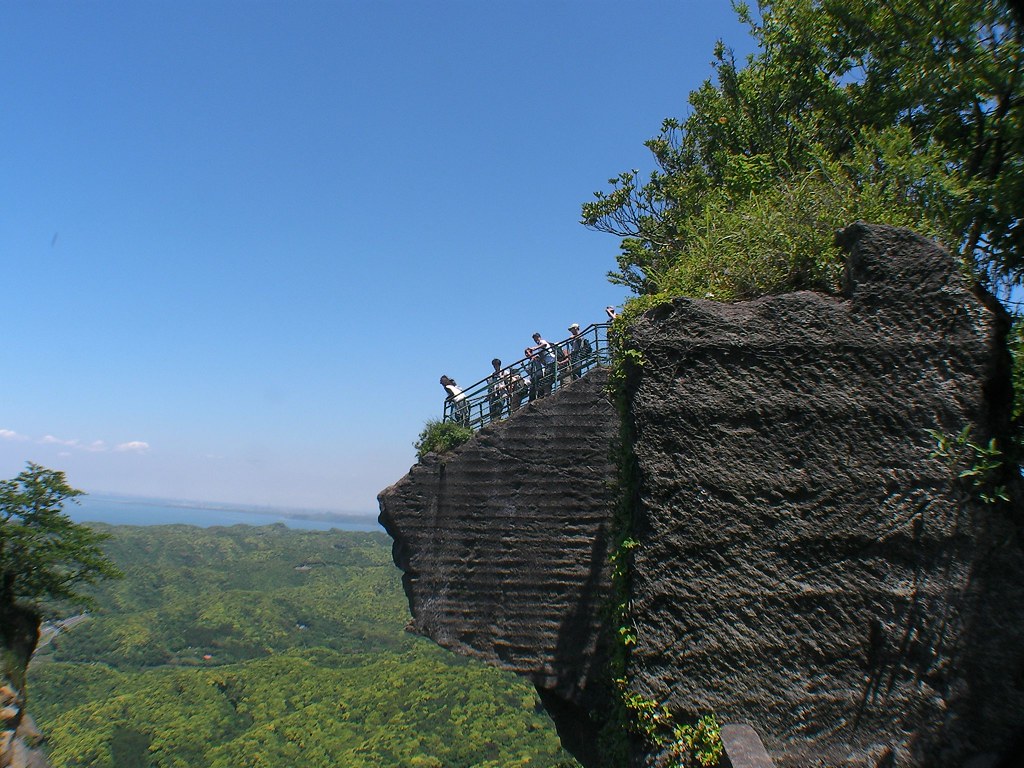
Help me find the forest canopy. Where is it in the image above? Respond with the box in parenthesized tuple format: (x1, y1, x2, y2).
(30, 524, 579, 768)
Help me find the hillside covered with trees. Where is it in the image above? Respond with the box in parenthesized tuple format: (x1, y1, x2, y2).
(29, 524, 579, 768)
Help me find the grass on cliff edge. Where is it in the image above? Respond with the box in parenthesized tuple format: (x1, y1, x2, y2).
(415, 419, 473, 460)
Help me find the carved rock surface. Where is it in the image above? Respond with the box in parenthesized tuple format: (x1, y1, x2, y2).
(378, 369, 619, 763)
(379, 224, 1023, 768)
(624, 224, 1023, 767)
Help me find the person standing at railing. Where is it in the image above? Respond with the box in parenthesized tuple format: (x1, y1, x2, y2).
(440, 375, 469, 426)
(524, 346, 542, 402)
(487, 359, 506, 422)
(507, 366, 527, 412)
(564, 323, 581, 383)
(557, 340, 573, 387)
(567, 322, 594, 379)
(528, 333, 556, 399)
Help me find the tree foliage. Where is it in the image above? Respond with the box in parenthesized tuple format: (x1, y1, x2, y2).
(29, 524, 580, 768)
(0, 463, 120, 612)
(583, 0, 1023, 301)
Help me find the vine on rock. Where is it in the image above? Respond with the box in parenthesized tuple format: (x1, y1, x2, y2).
(601, 314, 723, 768)
(616, 680, 723, 768)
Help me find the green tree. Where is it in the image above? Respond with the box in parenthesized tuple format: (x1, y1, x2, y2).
(0, 463, 119, 687)
(0, 463, 121, 611)
(583, 0, 1023, 301)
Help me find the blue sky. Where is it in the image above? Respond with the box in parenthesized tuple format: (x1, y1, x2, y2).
(1, 1, 754, 514)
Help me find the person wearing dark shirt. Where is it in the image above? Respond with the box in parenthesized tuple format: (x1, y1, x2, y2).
(487, 358, 505, 422)
(528, 333, 556, 398)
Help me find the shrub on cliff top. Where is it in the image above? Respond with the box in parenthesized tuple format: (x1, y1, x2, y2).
(414, 419, 473, 460)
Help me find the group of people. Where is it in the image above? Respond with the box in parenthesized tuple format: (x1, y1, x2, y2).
(488, 326, 589, 420)
(440, 308, 616, 427)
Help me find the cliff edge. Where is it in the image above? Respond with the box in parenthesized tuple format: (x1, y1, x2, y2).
(379, 224, 1024, 767)
(378, 369, 619, 764)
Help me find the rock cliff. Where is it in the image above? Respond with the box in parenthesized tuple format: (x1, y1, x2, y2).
(0, 605, 50, 768)
(622, 224, 1023, 767)
(378, 224, 1024, 767)
(379, 370, 619, 764)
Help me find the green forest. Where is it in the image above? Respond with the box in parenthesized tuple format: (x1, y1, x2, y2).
(28, 523, 580, 768)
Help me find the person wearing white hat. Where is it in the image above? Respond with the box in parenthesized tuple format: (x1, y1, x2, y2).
(561, 323, 583, 384)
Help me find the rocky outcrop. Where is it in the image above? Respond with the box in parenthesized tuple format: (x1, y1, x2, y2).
(378, 370, 619, 764)
(0, 604, 49, 768)
(622, 224, 1023, 767)
(379, 224, 1024, 767)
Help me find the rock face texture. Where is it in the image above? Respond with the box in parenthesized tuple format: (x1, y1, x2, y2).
(0, 605, 50, 768)
(378, 369, 620, 764)
(624, 224, 1023, 767)
(379, 224, 1023, 768)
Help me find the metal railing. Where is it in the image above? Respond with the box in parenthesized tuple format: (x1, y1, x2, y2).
(443, 322, 612, 431)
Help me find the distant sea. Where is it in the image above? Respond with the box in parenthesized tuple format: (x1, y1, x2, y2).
(67, 495, 382, 532)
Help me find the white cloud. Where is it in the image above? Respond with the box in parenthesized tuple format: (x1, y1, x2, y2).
(5, 430, 147, 455)
(115, 441, 150, 454)
(41, 435, 79, 447)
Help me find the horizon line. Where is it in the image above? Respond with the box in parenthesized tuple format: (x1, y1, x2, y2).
(78, 491, 379, 522)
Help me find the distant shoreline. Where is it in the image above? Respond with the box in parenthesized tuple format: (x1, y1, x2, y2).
(86, 493, 375, 522)
(70, 495, 381, 532)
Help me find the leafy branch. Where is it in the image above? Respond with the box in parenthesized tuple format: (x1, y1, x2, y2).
(616, 677, 723, 768)
(928, 426, 1011, 505)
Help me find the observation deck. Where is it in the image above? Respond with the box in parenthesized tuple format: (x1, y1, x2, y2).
(442, 322, 612, 431)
